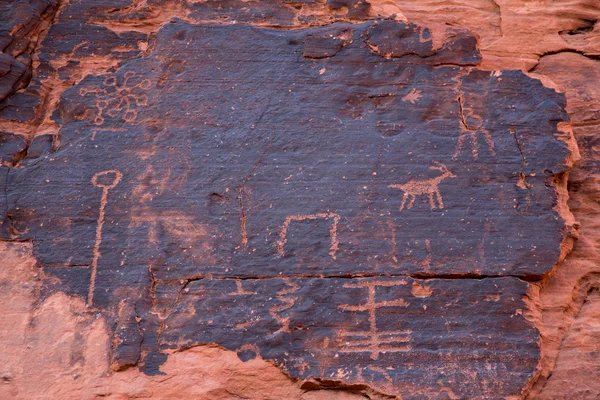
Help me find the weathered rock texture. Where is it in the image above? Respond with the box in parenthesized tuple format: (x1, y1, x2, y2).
(0, 0, 597, 399)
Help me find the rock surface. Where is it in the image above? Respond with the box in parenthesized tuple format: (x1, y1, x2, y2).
(0, 0, 598, 399)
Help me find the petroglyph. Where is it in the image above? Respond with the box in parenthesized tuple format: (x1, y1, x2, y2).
(359, 365, 395, 393)
(362, 365, 393, 383)
(80, 71, 151, 125)
(235, 316, 260, 330)
(418, 239, 432, 270)
(236, 343, 261, 359)
(411, 282, 433, 298)
(387, 219, 398, 263)
(128, 209, 214, 262)
(276, 213, 341, 259)
(229, 279, 256, 296)
(269, 279, 300, 335)
(88, 169, 122, 305)
(338, 280, 411, 360)
(453, 95, 496, 160)
(0, 11, 573, 398)
(401, 88, 422, 104)
(237, 141, 274, 250)
(388, 162, 456, 211)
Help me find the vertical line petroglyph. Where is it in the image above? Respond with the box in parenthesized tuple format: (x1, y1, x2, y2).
(88, 169, 122, 306)
(237, 140, 274, 250)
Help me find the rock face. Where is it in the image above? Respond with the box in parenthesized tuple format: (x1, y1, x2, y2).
(0, 1, 597, 399)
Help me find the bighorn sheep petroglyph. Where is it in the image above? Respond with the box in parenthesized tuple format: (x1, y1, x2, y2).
(388, 162, 456, 211)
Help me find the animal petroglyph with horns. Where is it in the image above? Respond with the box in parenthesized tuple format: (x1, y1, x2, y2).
(388, 162, 456, 211)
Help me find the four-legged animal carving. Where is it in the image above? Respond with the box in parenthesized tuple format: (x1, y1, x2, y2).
(388, 162, 456, 211)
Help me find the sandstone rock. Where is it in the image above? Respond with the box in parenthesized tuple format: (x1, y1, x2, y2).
(0, 0, 597, 399)
(0, 242, 379, 400)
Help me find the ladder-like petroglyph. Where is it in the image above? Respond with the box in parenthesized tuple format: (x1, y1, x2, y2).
(388, 162, 456, 211)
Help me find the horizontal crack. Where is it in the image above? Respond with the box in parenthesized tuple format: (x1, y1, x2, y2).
(0, 237, 32, 243)
(149, 271, 533, 286)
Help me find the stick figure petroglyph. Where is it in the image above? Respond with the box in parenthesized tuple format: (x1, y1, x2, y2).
(338, 280, 411, 360)
(453, 94, 496, 160)
(88, 169, 122, 306)
(276, 212, 341, 259)
(388, 161, 456, 211)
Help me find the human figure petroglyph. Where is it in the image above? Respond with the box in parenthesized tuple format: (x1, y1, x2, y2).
(88, 169, 122, 306)
(388, 162, 456, 211)
(80, 71, 151, 125)
(453, 94, 496, 160)
(276, 212, 341, 259)
(338, 280, 411, 360)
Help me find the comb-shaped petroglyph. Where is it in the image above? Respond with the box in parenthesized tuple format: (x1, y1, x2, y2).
(338, 280, 412, 360)
(388, 162, 456, 211)
(276, 212, 341, 259)
(80, 71, 151, 125)
(88, 169, 122, 305)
